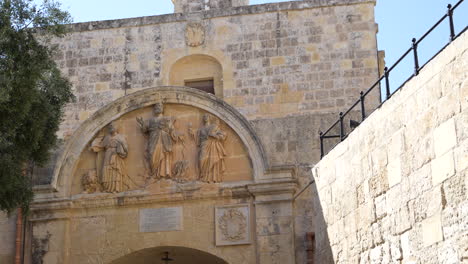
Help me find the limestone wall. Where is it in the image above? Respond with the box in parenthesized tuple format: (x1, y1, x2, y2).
(311, 31, 468, 263)
(7, 1, 382, 263)
(29, 197, 257, 264)
(51, 0, 378, 139)
(0, 212, 17, 263)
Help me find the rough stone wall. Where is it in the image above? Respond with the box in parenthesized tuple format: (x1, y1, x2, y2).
(50, 0, 378, 140)
(251, 113, 328, 263)
(0, 212, 17, 263)
(311, 31, 468, 263)
(13, 1, 381, 263)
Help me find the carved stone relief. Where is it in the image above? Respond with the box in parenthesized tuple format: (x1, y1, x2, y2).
(185, 22, 205, 47)
(76, 102, 252, 195)
(81, 170, 99, 194)
(85, 122, 130, 193)
(136, 102, 186, 180)
(197, 113, 227, 183)
(215, 205, 251, 246)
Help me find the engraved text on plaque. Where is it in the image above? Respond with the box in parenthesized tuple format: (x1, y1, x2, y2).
(139, 207, 183, 232)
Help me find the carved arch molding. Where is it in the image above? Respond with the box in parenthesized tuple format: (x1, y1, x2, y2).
(50, 86, 269, 197)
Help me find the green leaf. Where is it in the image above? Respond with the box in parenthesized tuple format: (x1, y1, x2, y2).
(0, 0, 74, 213)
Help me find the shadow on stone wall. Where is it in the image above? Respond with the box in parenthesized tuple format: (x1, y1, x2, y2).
(252, 113, 338, 263)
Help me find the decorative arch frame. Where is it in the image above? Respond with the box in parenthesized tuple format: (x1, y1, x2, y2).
(161, 49, 236, 98)
(49, 86, 268, 197)
(169, 54, 224, 97)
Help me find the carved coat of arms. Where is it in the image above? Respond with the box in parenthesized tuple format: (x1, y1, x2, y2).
(185, 22, 205, 47)
(219, 208, 247, 241)
(215, 205, 251, 246)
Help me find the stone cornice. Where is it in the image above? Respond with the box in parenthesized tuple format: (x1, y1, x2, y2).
(67, 0, 375, 32)
(28, 179, 296, 221)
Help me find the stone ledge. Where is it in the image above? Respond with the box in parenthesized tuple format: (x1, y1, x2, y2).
(29, 179, 297, 218)
(68, 0, 375, 32)
(248, 179, 297, 202)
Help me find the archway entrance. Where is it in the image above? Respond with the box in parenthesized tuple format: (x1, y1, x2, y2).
(110, 246, 228, 264)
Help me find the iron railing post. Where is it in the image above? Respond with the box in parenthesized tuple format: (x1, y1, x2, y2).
(319, 132, 324, 158)
(412, 38, 420, 75)
(360, 91, 366, 121)
(384, 67, 391, 100)
(339, 112, 344, 141)
(447, 4, 455, 41)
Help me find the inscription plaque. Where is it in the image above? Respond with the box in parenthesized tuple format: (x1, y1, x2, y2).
(139, 207, 183, 232)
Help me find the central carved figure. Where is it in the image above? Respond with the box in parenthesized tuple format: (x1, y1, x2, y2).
(137, 103, 182, 178)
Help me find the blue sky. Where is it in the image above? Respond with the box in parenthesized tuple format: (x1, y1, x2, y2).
(40, 0, 467, 96)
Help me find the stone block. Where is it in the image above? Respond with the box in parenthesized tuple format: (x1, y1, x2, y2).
(436, 93, 461, 125)
(374, 194, 386, 220)
(388, 129, 405, 156)
(343, 211, 357, 238)
(410, 186, 444, 223)
(433, 118, 457, 157)
(371, 146, 388, 176)
(369, 171, 389, 198)
(431, 150, 455, 186)
(95, 82, 109, 91)
(256, 216, 293, 237)
(257, 233, 292, 253)
(391, 205, 412, 235)
(255, 202, 293, 218)
(455, 111, 468, 143)
(387, 158, 402, 188)
(270, 56, 285, 66)
(422, 213, 443, 247)
(441, 172, 466, 208)
(437, 243, 460, 264)
(400, 231, 413, 260)
(408, 163, 432, 200)
(357, 202, 375, 229)
(258, 249, 294, 264)
(369, 244, 383, 264)
(453, 139, 468, 173)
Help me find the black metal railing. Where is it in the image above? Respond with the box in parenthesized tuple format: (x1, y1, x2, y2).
(319, 0, 467, 159)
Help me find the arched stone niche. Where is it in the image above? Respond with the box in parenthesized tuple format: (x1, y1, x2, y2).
(169, 54, 223, 97)
(50, 86, 268, 197)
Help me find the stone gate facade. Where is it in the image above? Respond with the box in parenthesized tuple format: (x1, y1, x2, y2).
(0, 0, 426, 263)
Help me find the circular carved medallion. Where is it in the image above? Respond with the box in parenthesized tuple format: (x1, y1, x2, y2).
(218, 208, 247, 241)
(185, 22, 205, 47)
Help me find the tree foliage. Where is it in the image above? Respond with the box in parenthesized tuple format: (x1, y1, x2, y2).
(0, 0, 73, 213)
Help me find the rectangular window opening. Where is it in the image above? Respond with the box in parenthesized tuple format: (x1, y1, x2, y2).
(185, 78, 215, 94)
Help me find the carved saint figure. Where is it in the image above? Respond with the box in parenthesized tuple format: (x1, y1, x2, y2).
(198, 114, 227, 183)
(91, 123, 129, 193)
(137, 103, 181, 178)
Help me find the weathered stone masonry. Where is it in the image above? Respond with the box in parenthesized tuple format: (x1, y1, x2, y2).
(0, 1, 383, 263)
(312, 31, 468, 263)
(52, 0, 379, 138)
